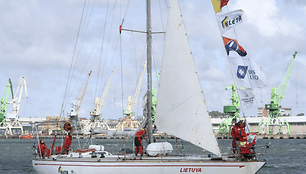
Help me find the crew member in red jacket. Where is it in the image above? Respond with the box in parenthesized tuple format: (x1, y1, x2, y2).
(37, 140, 51, 157)
(238, 120, 248, 142)
(62, 132, 73, 154)
(134, 127, 147, 158)
(231, 122, 240, 151)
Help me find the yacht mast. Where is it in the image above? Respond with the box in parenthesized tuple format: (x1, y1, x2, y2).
(146, 0, 153, 144)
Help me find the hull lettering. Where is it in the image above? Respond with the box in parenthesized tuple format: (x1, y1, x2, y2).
(180, 168, 202, 172)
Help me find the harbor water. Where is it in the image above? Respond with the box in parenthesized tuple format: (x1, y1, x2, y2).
(0, 138, 305, 174)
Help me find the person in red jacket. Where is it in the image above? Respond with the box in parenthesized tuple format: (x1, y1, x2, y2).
(238, 120, 248, 142)
(62, 132, 73, 154)
(231, 120, 249, 155)
(37, 140, 51, 157)
(231, 122, 240, 152)
(134, 127, 147, 159)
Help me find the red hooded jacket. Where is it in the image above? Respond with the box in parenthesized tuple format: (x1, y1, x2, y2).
(134, 130, 146, 144)
(63, 135, 72, 149)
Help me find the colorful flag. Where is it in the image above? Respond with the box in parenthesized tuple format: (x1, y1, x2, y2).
(223, 36, 247, 57)
(228, 56, 267, 88)
(216, 9, 244, 34)
(211, 0, 229, 14)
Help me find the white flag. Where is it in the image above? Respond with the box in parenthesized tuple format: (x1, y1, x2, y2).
(228, 56, 267, 88)
(238, 88, 254, 108)
(216, 9, 244, 35)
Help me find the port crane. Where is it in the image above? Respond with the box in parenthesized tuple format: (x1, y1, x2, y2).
(0, 79, 13, 127)
(0, 79, 14, 135)
(116, 62, 147, 131)
(68, 71, 92, 131)
(258, 51, 297, 135)
(151, 73, 159, 124)
(7, 77, 28, 135)
(218, 84, 243, 134)
(83, 68, 114, 134)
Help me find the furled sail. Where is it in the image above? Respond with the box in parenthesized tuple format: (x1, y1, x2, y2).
(155, 0, 221, 156)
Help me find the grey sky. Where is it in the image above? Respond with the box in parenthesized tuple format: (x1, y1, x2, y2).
(0, 0, 305, 120)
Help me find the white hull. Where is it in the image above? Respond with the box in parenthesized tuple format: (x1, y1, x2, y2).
(33, 157, 265, 174)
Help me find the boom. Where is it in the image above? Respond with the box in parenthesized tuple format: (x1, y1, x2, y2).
(277, 51, 297, 105)
(261, 51, 297, 135)
(69, 71, 92, 130)
(76, 71, 92, 117)
(124, 62, 147, 116)
(90, 68, 114, 117)
(10, 77, 28, 118)
(268, 51, 297, 107)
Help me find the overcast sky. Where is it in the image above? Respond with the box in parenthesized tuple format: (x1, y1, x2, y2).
(0, 0, 306, 121)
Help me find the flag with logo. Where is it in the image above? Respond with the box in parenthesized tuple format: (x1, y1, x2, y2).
(237, 88, 254, 108)
(228, 56, 267, 88)
(211, 0, 229, 14)
(216, 9, 244, 34)
(223, 36, 247, 57)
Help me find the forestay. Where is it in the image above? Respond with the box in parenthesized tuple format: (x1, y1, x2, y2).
(155, 0, 221, 157)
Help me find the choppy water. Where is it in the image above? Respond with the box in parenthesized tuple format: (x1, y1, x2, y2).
(0, 138, 305, 173)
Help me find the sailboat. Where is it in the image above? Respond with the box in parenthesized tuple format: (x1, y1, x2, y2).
(32, 0, 266, 173)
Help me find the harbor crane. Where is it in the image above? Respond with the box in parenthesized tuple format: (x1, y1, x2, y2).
(0, 79, 13, 127)
(7, 77, 28, 135)
(83, 68, 114, 134)
(68, 71, 92, 131)
(218, 84, 243, 134)
(151, 73, 159, 124)
(259, 51, 297, 135)
(116, 62, 147, 131)
(0, 79, 14, 135)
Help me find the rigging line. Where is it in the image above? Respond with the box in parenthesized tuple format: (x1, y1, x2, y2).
(132, 32, 139, 77)
(227, 13, 250, 115)
(276, 58, 293, 87)
(158, 0, 166, 40)
(66, 1, 118, 109)
(123, 0, 132, 20)
(64, 6, 118, 110)
(120, 0, 124, 118)
(152, 43, 161, 74)
(98, 1, 118, 98)
(67, 0, 94, 104)
(64, 1, 96, 110)
(225, 5, 259, 115)
(60, 0, 87, 117)
(95, 0, 111, 98)
(133, 58, 147, 117)
(296, 56, 298, 111)
(95, 1, 118, 97)
(213, 7, 239, 114)
(75, 0, 97, 62)
(118, 0, 131, 29)
(74, 0, 92, 63)
(107, 36, 121, 75)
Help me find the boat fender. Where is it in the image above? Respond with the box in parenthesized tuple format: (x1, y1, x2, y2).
(146, 142, 173, 157)
(89, 145, 104, 151)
